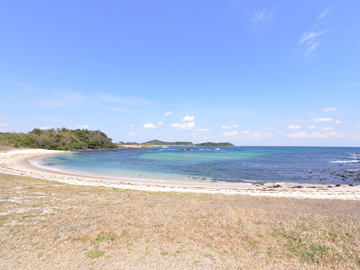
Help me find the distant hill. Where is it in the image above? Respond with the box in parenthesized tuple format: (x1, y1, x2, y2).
(118, 140, 235, 147)
(195, 142, 235, 147)
(0, 128, 117, 150)
(144, 140, 193, 146)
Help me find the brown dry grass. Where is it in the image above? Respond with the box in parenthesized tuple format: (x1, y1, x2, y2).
(0, 172, 360, 269)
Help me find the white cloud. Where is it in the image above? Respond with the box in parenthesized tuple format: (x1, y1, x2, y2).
(287, 131, 341, 139)
(164, 112, 172, 116)
(157, 121, 164, 126)
(170, 122, 195, 130)
(266, 127, 275, 130)
(335, 120, 341, 124)
(221, 131, 239, 138)
(182, 116, 195, 122)
(39, 127, 52, 130)
(308, 113, 315, 116)
(196, 129, 211, 132)
(317, 7, 330, 20)
(313, 118, 333, 122)
(323, 107, 337, 112)
(77, 125, 89, 129)
(357, 125, 360, 128)
(129, 124, 134, 127)
(288, 125, 302, 130)
(242, 131, 250, 134)
(251, 9, 274, 23)
(308, 126, 317, 129)
(0, 123, 8, 127)
(222, 124, 239, 129)
(143, 123, 157, 129)
(129, 132, 136, 137)
(322, 127, 334, 131)
(249, 132, 272, 139)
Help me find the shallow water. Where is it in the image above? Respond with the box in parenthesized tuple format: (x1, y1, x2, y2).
(35, 146, 360, 184)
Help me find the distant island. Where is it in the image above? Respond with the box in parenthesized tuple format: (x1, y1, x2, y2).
(0, 128, 117, 150)
(0, 129, 235, 150)
(118, 140, 235, 147)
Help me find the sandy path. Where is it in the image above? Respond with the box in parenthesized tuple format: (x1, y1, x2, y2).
(1, 149, 360, 200)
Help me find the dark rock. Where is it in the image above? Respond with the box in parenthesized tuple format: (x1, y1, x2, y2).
(335, 184, 341, 187)
(327, 185, 333, 188)
(349, 184, 355, 186)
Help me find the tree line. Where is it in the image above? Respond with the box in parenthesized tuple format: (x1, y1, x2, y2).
(0, 128, 117, 150)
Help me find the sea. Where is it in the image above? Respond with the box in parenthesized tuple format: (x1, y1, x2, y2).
(31, 146, 360, 185)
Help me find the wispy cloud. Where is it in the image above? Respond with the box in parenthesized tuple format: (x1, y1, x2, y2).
(266, 127, 275, 130)
(157, 121, 164, 126)
(317, 7, 330, 20)
(196, 129, 211, 132)
(322, 127, 334, 131)
(299, 30, 329, 44)
(222, 124, 239, 129)
(251, 9, 274, 23)
(308, 126, 317, 129)
(298, 29, 329, 56)
(335, 120, 341, 124)
(39, 89, 89, 107)
(248, 132, 272, 139)
(288, 125, 302, 130)
(129, 132, 136, 137)
(323, 107, 337, 112)
(287, 131, 342, 139)
(164, 112, 172, 116)
(77, 125, 89, 129)
(0, 123, 8, 127)
(98, 94, 149, 105)
(0, 113, 72, 123)
(221, 131, 238, 138)
(170, 122, 195, 130)
(313, 118, 334, 122)
(108, 107, 137, 113)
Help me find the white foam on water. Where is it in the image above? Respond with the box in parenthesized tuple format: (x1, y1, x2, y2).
(330, 160, 360, 163)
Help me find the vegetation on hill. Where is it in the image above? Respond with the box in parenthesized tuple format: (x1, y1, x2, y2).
(0, 128, 117, 150)
(132, 140, 235, 146)
(144, 140, 193, 146)
(117, 142, 140, 145)
(195, 142, 235, 147)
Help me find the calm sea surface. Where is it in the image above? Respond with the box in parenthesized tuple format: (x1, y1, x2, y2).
(34, 146, 360, 185)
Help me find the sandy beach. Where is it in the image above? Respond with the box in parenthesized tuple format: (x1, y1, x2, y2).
(1, 148, 360, 200)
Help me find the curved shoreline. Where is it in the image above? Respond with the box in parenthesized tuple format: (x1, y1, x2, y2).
(1, 149, 360, 199)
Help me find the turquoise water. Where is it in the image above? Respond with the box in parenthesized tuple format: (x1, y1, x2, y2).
(36, 146, 360, 184)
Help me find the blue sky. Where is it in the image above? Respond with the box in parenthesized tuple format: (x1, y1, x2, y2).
(1, 0, 359, 146)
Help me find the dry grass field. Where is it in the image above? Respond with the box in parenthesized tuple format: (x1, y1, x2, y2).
(1, 172, 360, 269)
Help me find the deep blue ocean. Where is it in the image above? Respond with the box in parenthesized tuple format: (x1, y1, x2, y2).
(34, 146, 360, 185)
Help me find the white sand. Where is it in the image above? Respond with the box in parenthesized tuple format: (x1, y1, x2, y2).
(1, 149, 360, 200)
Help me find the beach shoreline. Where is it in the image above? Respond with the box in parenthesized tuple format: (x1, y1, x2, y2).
(1, 148, 360, 200)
